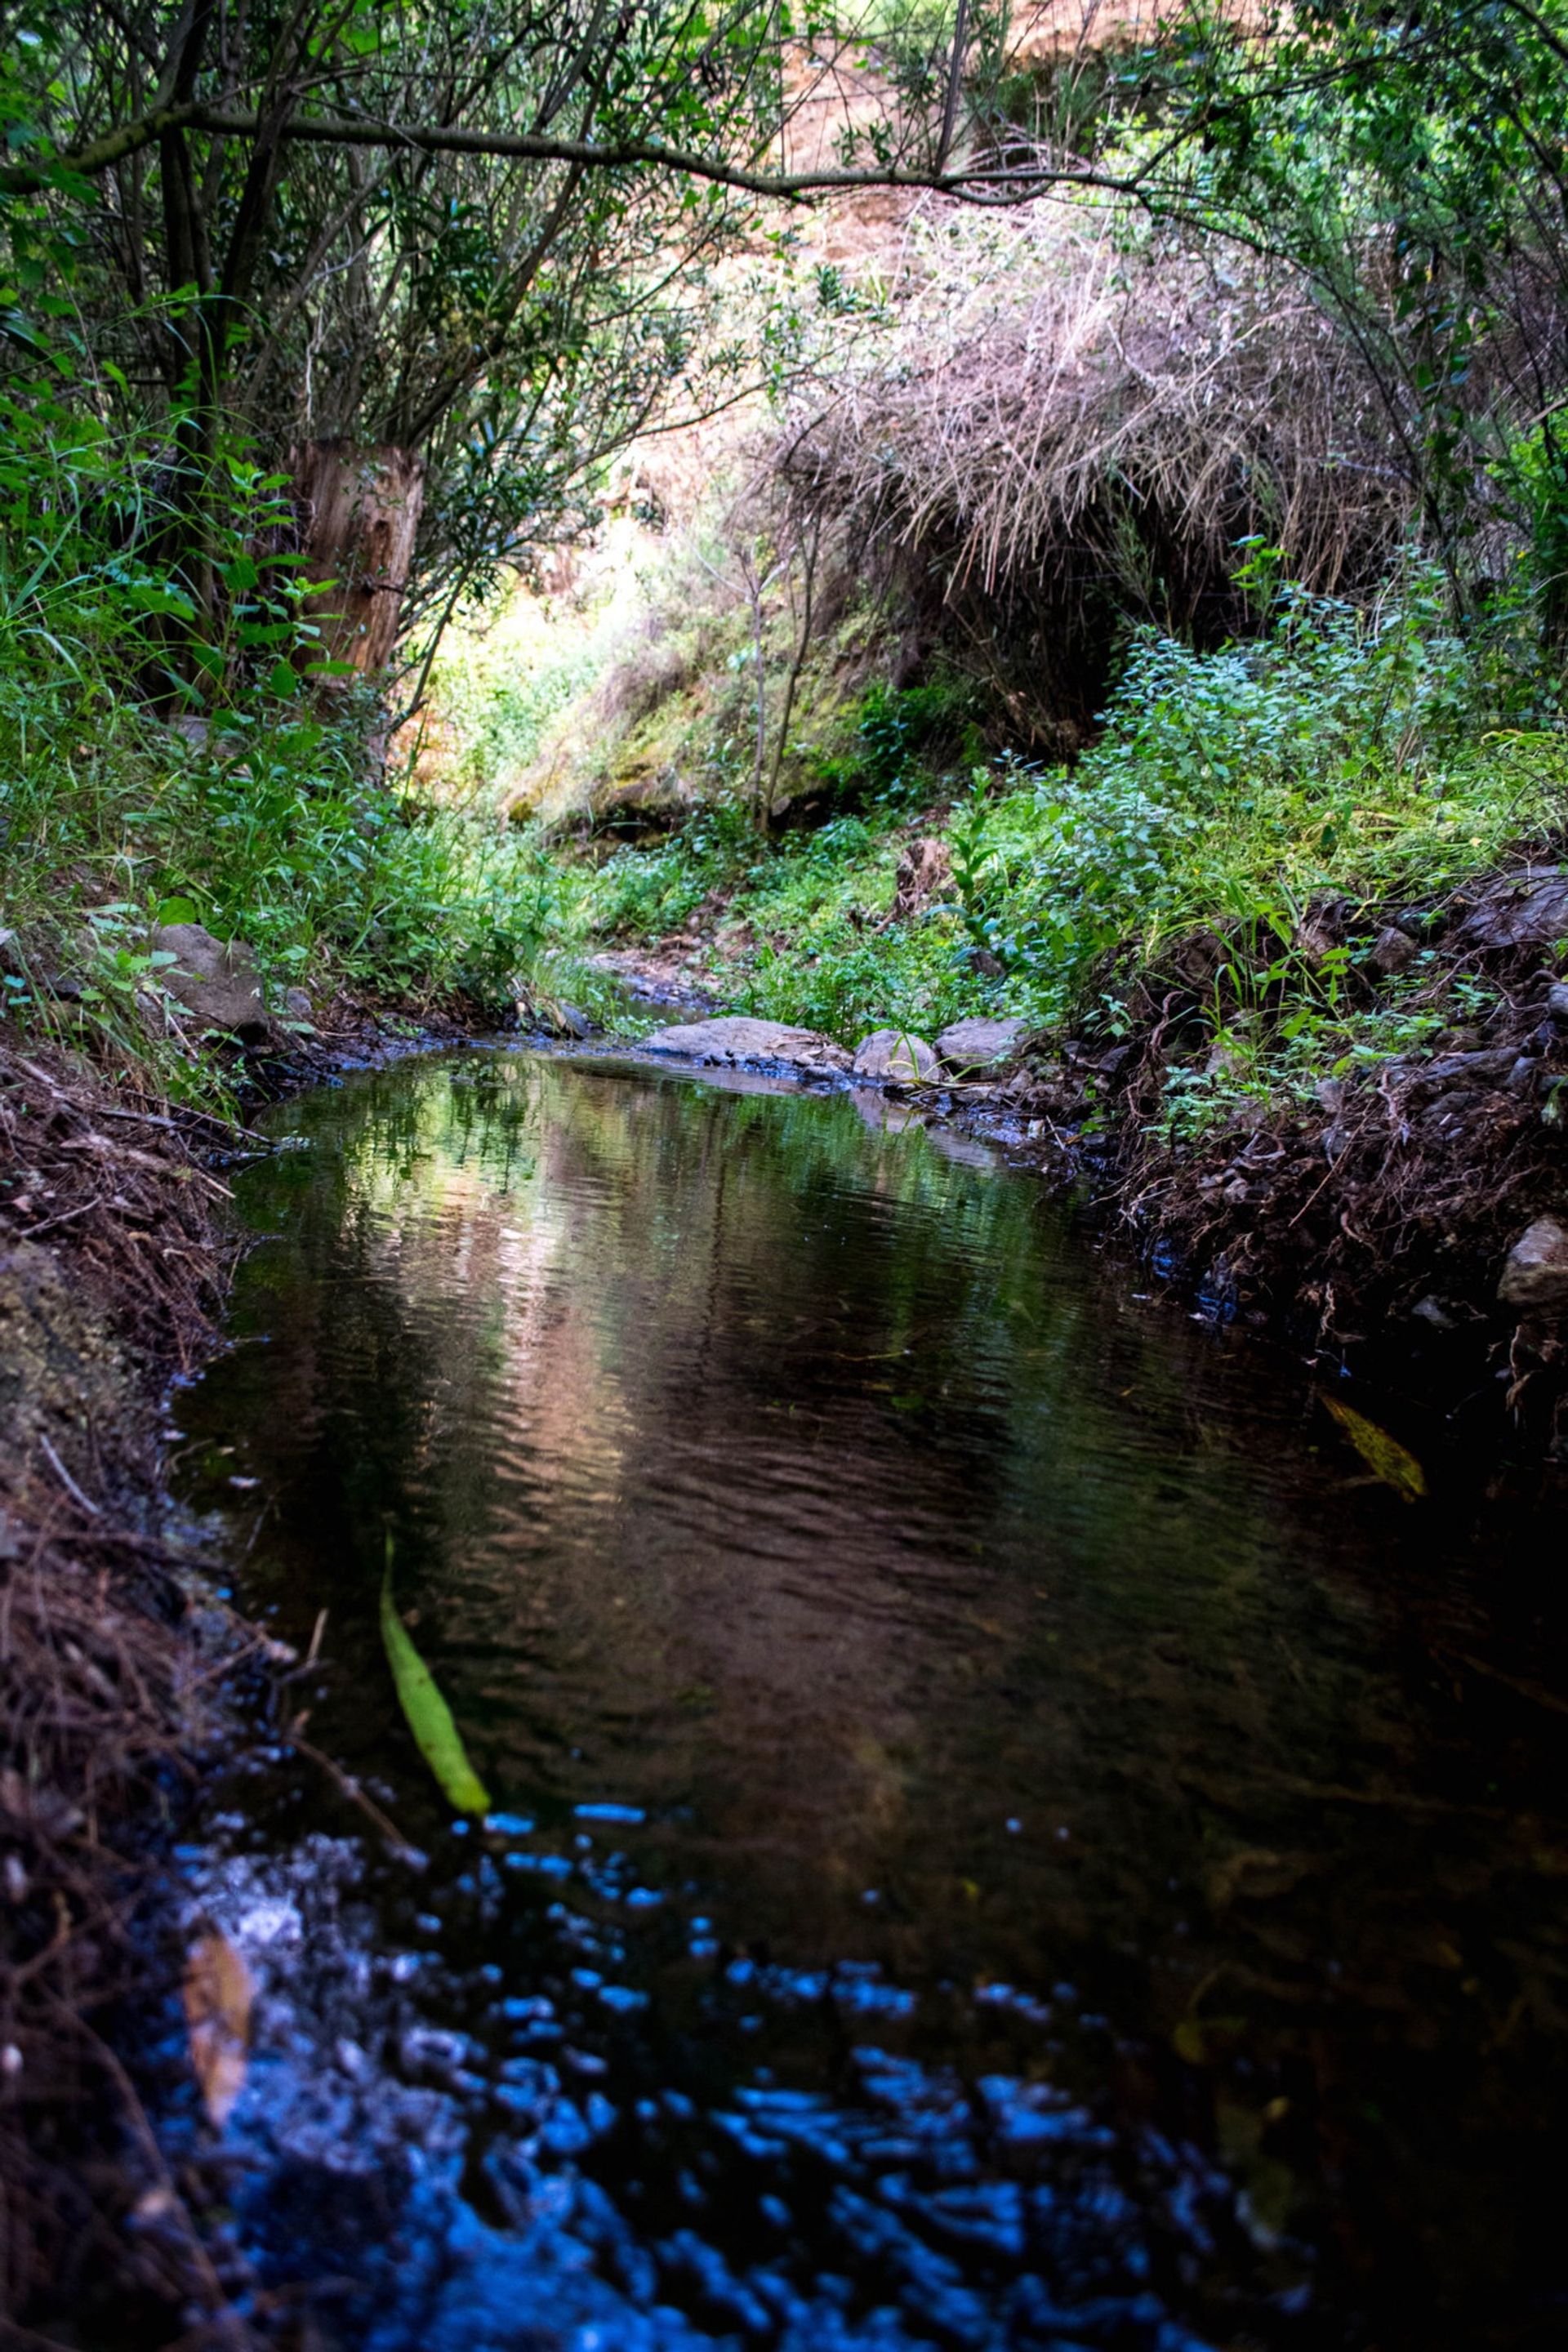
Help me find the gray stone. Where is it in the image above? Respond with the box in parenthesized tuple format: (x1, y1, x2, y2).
(152, 923, 270, 1040)
(1546, 981, 1568, 1022)
(853, 1029, 940, 1084)
(527, 998, 593, 1040)
(1498, 1214, 1568, 1309)
(282, 987, 314, 1025)
(1370, 925, 1418, 977)
(933, 1016, 1029, 1073)
(641, 1016, 852, 1072)
(1413, 1046, 1517, 1092)
(1459, 871, 1568, 953)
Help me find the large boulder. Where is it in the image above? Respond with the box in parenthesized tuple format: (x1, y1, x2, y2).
(153, 924, 271, 1041)
(641, 1017, 851, 1072)
(934, 1016, 1028, 1074)
(1459, 871, 1568, 953)
(853, 1029, 940, 1084)
(1498, 1215, 1568, 1310)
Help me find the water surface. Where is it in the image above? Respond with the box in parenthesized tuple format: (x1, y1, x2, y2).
(173, 1049, 1568, 2351)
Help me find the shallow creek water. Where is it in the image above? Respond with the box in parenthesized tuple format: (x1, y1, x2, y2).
(168, 1047, 1568, 2352)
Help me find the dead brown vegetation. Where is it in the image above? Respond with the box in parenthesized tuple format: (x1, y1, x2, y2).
(777, 206, 1415, 738)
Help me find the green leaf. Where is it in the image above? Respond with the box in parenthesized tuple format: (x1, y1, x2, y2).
(1321, 1395, 1428, 1501)
(380, 1544, 490, 1815)
(155, 895, 199, 926)
(268, 658, 300, 698)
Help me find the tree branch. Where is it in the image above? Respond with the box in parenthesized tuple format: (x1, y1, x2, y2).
(2, 101, 1156, 206)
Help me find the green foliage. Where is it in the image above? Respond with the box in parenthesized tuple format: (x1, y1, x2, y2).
(1164, 0, 1568, 630)
(810, 674, 979, 812)
(945, 578, 1565, 1031)
(0, 393, 586, 1098)
(582, 571, 1566, 1100)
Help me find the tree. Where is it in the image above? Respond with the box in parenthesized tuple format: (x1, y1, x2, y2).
(1157, 0, 1568, 632)
(0, 0, 1163, 691)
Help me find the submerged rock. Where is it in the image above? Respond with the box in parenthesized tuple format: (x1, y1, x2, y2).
(1499, 1215, 1568, 1310)
(934, 1016, 1028, 1074)
(642, 1016, 852, 1071)
(153, 923, 271, 1041)
(853, 1029, 939, 1084)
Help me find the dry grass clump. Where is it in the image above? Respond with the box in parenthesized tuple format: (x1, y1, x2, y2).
(776, 203, 1416, 728)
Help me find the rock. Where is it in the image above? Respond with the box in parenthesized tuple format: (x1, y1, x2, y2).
(1499, 1216, 1568, 1310)
(1294, 892, 1350, 964)
(153, 924, 271, 1041)
(641, 1017, 852, 1071)
(526, 999, 593, 1040)
(1459, 870, 1568, 953)
(1370, 925, 1418, 977)
(1411, 1046, 1517, 1093)
(281, 987, 314, 1026)
(853, 1029, 940, 1084)
(1411, 1294, 1458, 1329)
(891, 838, 951, 921)
(933, 1016, 1029, 1073)
(1546, 981, 1568, 1023)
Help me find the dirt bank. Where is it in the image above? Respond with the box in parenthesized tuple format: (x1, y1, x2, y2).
(0, 1009, 471, 2348)
(951, 875, 1568, 1460)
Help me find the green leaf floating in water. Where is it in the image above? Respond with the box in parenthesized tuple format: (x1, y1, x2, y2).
(1322, 1395, 1428, 1502)
(380, 1547, 491, 1815)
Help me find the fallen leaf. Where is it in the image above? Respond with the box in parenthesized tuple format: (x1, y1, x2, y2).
(1321, 1395, 1428, 1500)
(182, 1929, 252, 2127)
(381, 1542, 491, 1815)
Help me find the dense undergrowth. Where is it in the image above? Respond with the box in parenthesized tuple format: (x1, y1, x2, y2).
(0, 411, 614, 1107)
(543, 562, 1568, 1137)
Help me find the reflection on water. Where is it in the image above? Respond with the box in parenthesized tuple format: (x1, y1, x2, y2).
(172, 1049, 1568, 2352)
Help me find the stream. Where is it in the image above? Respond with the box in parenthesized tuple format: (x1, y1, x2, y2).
(163, 1046, 1568, 2352)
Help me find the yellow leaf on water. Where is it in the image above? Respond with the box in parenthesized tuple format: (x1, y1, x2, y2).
(381, 1542, 491, 1816)
(1322, 1395, 1428, 1501)
(182, 1929, 252, 2127)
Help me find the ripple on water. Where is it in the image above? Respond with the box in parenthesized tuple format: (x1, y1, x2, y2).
(167, 1049, 1568, 2352)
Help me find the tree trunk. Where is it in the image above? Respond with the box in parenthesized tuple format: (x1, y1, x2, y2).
(292, 439, 426, 675)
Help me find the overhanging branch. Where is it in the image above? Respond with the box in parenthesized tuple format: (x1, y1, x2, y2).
(2, 101, 1152, 206)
